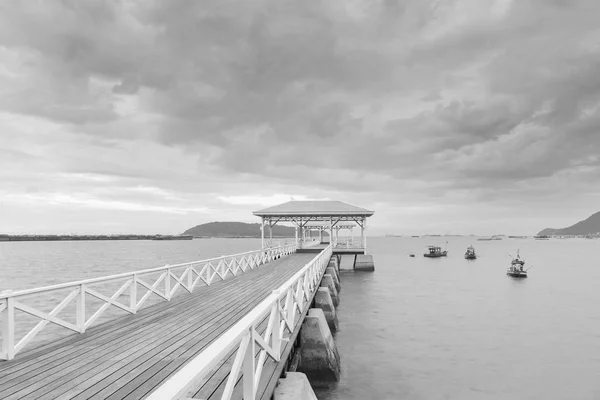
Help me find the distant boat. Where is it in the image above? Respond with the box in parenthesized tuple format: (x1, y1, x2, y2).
(534, 235, 550, 240)
(424, 244, 448, 258)
(409, 254, 415, 257)
(508, 236, 528, 239)
(464, 245, 476, 260)
(507, 250, 528, 278)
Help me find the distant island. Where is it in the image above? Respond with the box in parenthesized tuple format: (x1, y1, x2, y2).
(537, 211, 600, 236)
(182, 222, 295, 238)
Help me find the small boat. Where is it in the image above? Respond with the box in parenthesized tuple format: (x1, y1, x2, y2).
(506, 250, 528, 278)
(423, 245, 448, 258)
(409, 254, 415, 257)
(464, 245, 476, 259)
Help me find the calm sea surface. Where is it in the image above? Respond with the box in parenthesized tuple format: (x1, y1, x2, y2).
(2, 237, 600, 399)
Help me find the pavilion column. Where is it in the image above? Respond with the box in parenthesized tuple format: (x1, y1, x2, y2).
(261, 218, 265, 249)
(360, 218, 364, 250)
(319, 228, 323, 243)
(295, 224, 299, 249)
(329, 218, 333, 247)
(363, 217, 368, 254)
(269, 221, 273, 247)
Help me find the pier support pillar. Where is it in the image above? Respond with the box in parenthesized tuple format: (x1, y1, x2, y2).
(328, 257, 339, 274)
(297, 308, 341, 382)
(319, 275, 339, 307)
(325, 267, 341, 293)
(273, 372, 318, 400)
(337, 255, 353, 271)
(354, 254, 375, 272)
(314, 288, 338, 333)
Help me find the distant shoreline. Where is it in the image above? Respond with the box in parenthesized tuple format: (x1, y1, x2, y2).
(0, 234, 293, 242)
(0, 234, 194, 242)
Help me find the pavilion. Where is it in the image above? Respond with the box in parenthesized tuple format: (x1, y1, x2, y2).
(252, 200, 375, 254)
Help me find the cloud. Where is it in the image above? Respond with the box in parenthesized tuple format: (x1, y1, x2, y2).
(1, 0, 600, 235)
(218, 194, 330, 207)
(2, 192, 208, 214)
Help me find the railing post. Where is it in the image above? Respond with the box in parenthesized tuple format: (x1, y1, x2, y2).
(1, 292, 15, 360)
(76, 284, 86, 333)
(187, 267, 194, 291)
(243, 327, 256, 400)
(271, 291, 281, 358)
(131, 274, 137, 312)
(165, 267, 171, 300)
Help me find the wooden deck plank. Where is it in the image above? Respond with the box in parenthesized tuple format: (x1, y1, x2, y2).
(0, 269, 251, 375)
(1, 266, 268, 392)
(0, 253, 315, 400)
(96, 256, 313, 400)
(1, 276, 260, 387)
(15, 255, 311, 400)
(257, 280, 321, 400)
(192, 314, 271, 399)
(203, 274, 321, 400)
(6, 278, 266, 400)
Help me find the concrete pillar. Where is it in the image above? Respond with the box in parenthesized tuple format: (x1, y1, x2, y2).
(338, 255, 353, 271)
(297, 308, 341, 382)
(273, 372, 318, 400)
(326, 263, 339, 280)
(320, 275, 339, 307)
(328, 257, 339, 273)
(314, 288, 338, 333)
(325, 267, 340, 293)
(354, 254, 375, 272)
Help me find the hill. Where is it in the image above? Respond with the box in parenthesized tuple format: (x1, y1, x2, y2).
(537, 211, 600, 236)
(182, 222, 295, 238)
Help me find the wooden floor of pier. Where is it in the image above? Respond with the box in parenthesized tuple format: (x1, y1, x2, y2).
(0, 253, 316, 400)
(297, 243, 365, 254)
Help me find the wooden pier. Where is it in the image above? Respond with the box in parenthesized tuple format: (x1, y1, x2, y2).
(0, 200, 374, 399)
(0, 252, 316, 399)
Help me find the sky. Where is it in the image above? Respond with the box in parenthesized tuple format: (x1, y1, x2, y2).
(1, 0, 600, 236)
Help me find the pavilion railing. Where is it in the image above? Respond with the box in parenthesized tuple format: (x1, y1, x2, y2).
(146, 244, 333, 400)
(0, 244, 296, 361)
(334, 238, 364, 248)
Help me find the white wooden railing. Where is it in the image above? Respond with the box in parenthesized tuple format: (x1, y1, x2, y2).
(0, 244, 296, 361)
(147, 244, 333, 400)
(334, 238, 363, 249)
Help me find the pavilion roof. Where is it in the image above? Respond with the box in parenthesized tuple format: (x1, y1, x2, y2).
(253, 200, 374, 217)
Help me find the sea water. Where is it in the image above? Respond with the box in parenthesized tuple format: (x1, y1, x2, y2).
(1, 237, 599, 399)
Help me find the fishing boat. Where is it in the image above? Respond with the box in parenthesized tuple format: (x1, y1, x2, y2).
(506, 250, 528, 278)
(423, 244, 448, 258)
(464, 245, 476, 259)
